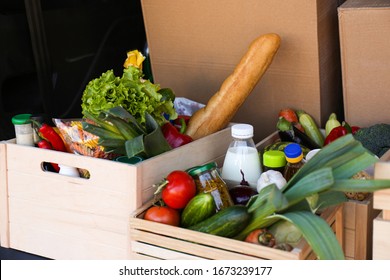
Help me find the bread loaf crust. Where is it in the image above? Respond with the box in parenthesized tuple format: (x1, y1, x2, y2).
(185, 33, 281, 140)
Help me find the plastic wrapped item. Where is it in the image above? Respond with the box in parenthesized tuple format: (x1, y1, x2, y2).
(53, 118, 121, 160)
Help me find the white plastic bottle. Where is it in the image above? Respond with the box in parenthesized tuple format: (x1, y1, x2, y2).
(221, 124, 261, 189)
(59, 164, 80, 177)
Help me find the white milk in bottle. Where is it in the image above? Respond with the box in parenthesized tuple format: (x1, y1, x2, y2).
(221, 124, 261, 189)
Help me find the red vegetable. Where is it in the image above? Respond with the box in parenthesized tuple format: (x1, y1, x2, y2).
(37, 139, 60, 172)
(144, 205, 180, 226)
(38, 123, 67, 152)
(158, 170, 197, 209)
(245, 228, 276, 247)
(173, 115, 191, 127)
(278, 108, 305, 132)
(324, 122, 360, 146)
(162, 119, 193, 148)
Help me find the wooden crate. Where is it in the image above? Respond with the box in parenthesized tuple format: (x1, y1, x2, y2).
(373, 154, 390, 260)
(129, 201, 343, 260)
(0, 127, 232, 259)
(342, 195, 379, 260)
(129, 132, 344, 260)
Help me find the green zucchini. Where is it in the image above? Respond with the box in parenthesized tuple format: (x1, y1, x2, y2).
(189, 205, 251, 238)
(299, 113, 324, 147)
(181, 193, 216, 228)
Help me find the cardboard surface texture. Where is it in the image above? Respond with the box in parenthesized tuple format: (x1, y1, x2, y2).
(141, 0, 345, 143)
(338, 0, 390, 127)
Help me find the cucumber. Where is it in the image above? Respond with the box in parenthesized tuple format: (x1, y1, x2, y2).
(299, 113, 324, 147)
(263, 141, 310, 156)
(189, 205, 251, 238)
(181, 193, 216, 228)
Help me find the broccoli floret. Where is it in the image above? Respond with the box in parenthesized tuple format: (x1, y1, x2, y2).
(353, 123, 390, 158)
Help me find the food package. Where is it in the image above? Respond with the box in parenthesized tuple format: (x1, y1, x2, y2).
(53, 118, 121, 160)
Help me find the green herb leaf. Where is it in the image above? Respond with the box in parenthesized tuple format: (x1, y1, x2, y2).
(274, 211, 345, 260)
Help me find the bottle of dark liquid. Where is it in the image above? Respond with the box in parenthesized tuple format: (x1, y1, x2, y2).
(283, 143, 305, 182)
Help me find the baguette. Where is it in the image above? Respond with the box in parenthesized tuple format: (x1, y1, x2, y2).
(185, 33, 281, 140)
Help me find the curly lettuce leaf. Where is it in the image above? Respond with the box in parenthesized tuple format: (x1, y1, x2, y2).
(81, 66, 177, 125)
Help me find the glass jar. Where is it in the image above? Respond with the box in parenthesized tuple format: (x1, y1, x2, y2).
(283, 143, 305, 182)
(188, 162, 234, 211)
(11, 114, 34, 146)
(221, 124, 261, 188)
(263, 150, 286, 173)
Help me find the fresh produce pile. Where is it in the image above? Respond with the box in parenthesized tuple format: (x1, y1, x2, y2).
(143, 131, 390, 260)
(138, 106, 390, 260)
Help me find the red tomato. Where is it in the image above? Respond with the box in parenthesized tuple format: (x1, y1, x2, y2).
(144, 205, 180, 226)
(162, 170, 196, 209)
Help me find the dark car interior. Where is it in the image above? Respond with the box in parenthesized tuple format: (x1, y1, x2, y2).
(0, 0, 147, 141)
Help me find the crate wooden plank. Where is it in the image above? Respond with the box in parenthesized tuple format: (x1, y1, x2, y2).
(374, 161, 390, 220)
(130, 198, 343, 260)
(342, 195, 379, 260)
(0, 142, 10, 247)
(9, 223, 126, 260)
(130, 241, 205, 260)
(373, 212, 390, 260)
(130, 230, 262, 260)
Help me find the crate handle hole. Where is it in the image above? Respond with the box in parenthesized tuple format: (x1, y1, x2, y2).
(40, 162, 90, 179)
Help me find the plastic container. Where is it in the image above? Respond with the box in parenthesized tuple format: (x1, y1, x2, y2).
(188, 162, 233, 211)
(11, 114, 34, 146)
(58, 164, 80, 177)
(283, 143, 305, 182)
(263, 150, 286, 173)
(221, 124, 261, 188)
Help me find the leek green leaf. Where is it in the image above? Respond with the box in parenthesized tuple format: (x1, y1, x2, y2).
(274, 211, 345, 260)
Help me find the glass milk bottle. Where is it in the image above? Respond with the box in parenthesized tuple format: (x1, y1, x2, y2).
(221, 124, 261, 189)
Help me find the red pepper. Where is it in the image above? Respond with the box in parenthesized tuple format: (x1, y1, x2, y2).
(324, 122, 360, 146)
(173, 115, 191, 130)
(162, 119, 193, 149)
(38, 123, 67, 152)
(37, 139, 60, 172)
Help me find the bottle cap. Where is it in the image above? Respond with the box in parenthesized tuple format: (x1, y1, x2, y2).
(263, 150, 287, 168)
(12, 114, 32, 125)
(284, 143, 303, 163)
(188, 162, 217, 177)
(231, 124, 254, 139)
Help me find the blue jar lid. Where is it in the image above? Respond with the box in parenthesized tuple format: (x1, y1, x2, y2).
(284, 143, 303, 159)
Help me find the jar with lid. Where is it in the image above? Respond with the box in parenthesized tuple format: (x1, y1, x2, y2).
(283, 143, 305, 182)
(262, 150, 286, 173)
(188, 162, 234, 211)
(221, 124, 261, 189)
(11, 114, 34, 146)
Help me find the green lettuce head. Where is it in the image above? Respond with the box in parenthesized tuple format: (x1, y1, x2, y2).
(81, 66, 177, 125)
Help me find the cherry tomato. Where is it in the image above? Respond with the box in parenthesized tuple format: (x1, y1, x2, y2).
(144, 205, 180, 226)
(162, 170, 196, 209)
(245, 229, 276, 247)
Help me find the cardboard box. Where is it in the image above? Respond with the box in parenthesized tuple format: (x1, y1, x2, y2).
(338, 0, 390, 127)
(141, 0, 345, 143)
(0, 127, 232, 259)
